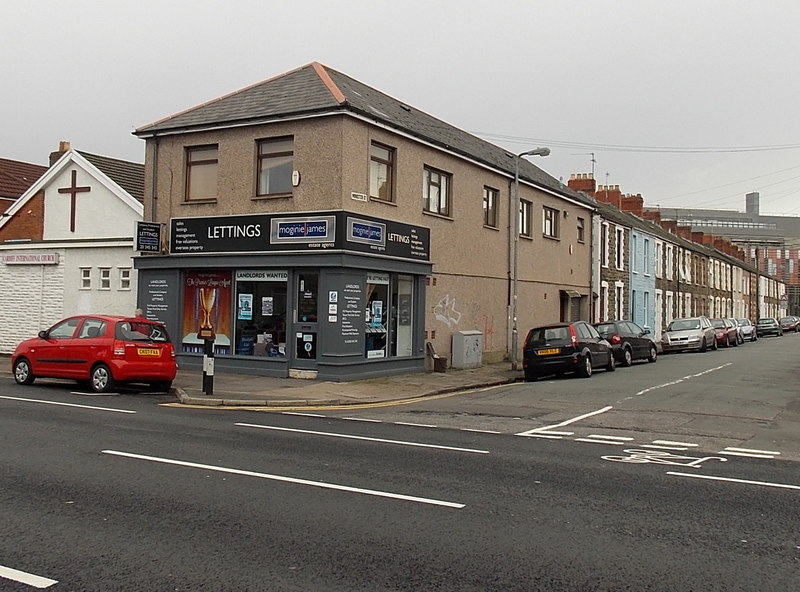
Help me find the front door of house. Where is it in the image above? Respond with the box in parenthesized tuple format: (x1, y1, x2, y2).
(290, 271, 319, 371)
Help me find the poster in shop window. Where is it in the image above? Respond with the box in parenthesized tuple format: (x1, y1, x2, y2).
(182, 270, 232, 354)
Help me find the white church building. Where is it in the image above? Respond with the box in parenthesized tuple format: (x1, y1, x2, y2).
(0, 143, 144, 353)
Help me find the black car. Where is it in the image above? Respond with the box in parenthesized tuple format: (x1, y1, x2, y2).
(594, 320, 658, 366)
(523, 320, 615, 381)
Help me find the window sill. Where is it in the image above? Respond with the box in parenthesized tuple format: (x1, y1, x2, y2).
(483, 224, 500, 231)
(423, 211, 453, 221)
(370, 196, 396, 206)
(183, 198, 217, 205)
(542, 234, 560, 241)
(252, 193, 292, 201)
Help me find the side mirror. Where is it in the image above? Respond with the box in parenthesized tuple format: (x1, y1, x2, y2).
(643, 328, 651, 335)
(38, 330, 48, 339)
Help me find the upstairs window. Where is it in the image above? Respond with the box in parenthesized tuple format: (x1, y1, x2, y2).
(542, 206, 559, 238)
(369, 142, 394, 202)
(483, 186, 498, 228)
(520, 199, 533, 238)
(423, 166, 451, 217)
(185, 145, 218, 201)
(257, 137, 293, 196)
(577, 217, 585, 243)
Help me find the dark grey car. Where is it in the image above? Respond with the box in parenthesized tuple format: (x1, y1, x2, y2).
(594, 320, 658, 366)
(523, 320, 615, 381)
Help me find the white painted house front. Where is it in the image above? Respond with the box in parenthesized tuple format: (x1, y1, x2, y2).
(0, 147, 143, 353)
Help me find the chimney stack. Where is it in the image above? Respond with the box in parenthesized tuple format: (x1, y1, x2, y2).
(49, 140, 71, 166)
(567, 173, 596, 195)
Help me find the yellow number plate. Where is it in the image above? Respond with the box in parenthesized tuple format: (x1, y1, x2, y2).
(138, 348, 160, 356)
(536, 348, 560, 355)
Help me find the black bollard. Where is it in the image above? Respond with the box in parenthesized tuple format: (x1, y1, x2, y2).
(202, 338, 215, 396)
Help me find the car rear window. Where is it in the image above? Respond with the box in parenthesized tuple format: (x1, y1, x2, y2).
(115, 321, 171, 343)
(710, 319, 725, 328)
(595, 323, 615, 337)
(526, 326, 570, 345)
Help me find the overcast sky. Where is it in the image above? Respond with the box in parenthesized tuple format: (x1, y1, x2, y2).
(5, 1, 800, 215)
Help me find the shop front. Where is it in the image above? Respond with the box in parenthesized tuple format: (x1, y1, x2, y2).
(134, 211, 431, 381)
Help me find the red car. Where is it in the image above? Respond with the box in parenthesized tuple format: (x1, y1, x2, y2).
(710, 318, 738, 348)
(12, 314, 177, 393)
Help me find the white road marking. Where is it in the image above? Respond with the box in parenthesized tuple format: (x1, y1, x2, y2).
(70, 391, 120, 397)
(516, 406, 613, 436)
(575, 438, 626, 445)
(640, 444, 690, 451)
(235, 423, 489, 454)
(461, 428, 502, 434)
(667, 472, 800, 490)
(342, 417, 382, 423)
(722, 447, 780, 455)
(0, 564, 58, 588)
(0, 395, 135, 414)
(394, 421, 437, 428)
(588, 435, 634, 441)
(282, 412, 326, 418)
(631, 363, 732, 398)
(102, 450, 465, 508)
(519, 433, 563, 439)
(653, 440, 699, 447)
(718, 451, 776, 459)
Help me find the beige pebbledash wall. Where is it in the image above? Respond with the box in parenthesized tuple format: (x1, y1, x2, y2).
(142, 113, 593, 364)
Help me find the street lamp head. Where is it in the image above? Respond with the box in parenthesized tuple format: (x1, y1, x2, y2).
(521, 147, 550, 158)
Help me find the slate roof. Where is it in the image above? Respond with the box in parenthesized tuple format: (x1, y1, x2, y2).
(0, 158, 48, 200)
(135, 62, 592, 207)
(77, 151, 144, 202)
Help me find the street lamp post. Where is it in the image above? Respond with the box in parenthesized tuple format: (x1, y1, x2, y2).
(511, 147, 550, 370)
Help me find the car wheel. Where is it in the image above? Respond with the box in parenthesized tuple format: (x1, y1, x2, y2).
(578, 355, 592, 378)
(732, 336, 738, 347)
(524, 371, 538, 382)
(90, 364, 116, 393)
(647, 344, 657, 363)
(13, 358, 35, 385)
(622, 347, 633, 367)
(606, 353, 616, 372)
(700, 338, 707, 352)
(149, 381, 173, 392)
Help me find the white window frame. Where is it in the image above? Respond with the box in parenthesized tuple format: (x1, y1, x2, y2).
(118, 267, 132, 290)
(80, 267, 91, 290)
(99, 267, 111, 290)
(615, 228, 624, 270)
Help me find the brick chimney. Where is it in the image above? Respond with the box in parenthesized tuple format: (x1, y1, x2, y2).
(660, 219, 678, 234)
(620, 194, 644, 217)
(691, 231, 705, 245)
(49, 140, 71, 166)
(676, 225, 692, 240)
(702, 234, 715, 247)
(596, 184, 622, 208)
(567, 173, 596, 195)
(642, 209, 661, 224)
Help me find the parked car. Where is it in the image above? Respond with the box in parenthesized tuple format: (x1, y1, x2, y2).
(710, 318, 739, 348)
(12, 314, 177, 393)
(736, 318, 757, 342)
(660, 316, 717, 353)
(594, 320, 658, 366)
(726, 318, 745, 344)
(523, 320, 615, 381)
(778, 316, 800, 333)
(756, 317, 783, 338)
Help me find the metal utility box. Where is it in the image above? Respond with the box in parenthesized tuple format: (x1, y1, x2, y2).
(451, 330, 483, 369)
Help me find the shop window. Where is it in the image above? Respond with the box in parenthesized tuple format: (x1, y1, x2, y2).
(390, 275, 414, 357)
(365, 273, 390, 358)
(233, 270, 288, 357)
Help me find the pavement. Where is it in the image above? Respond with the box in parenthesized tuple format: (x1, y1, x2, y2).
(173, 362, 523, 408)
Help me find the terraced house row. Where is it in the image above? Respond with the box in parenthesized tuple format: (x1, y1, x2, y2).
(0, 62, 788, 380)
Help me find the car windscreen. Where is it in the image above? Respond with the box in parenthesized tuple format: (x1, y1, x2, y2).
(526, 326, 570, 345)
(710, 319, 725, 328)
(115, 321, 171, 343)
(737, 319, 750, 326)
(667, 319, 700, 331)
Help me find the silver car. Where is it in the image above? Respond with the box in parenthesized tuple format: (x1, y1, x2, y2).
(661, 316, 717, 353)
(736, 318, 758, 342)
